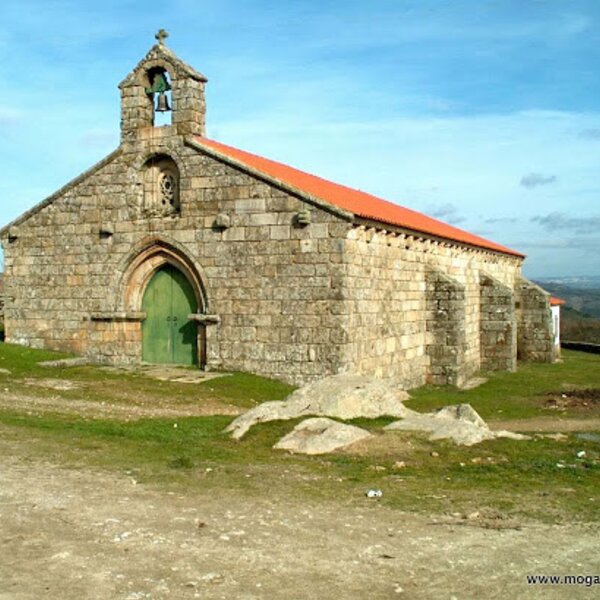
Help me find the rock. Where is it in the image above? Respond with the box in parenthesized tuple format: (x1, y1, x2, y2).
(385, 403, 529, 446)
(273, 417, 372, 455)
(434, 404, 488, 429)
(385, 411, 494, 446)
(225, 374, 411, 439)
(0, 368, 11, 375)
(494, 430, 531, 441)
(200, 572, 224, 584)
(459, 377, 488, 390)
(539, 433, 569, 441)
(37, 357, 89, 368)
(22, 378, 82, 391)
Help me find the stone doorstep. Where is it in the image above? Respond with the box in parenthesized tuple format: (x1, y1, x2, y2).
(101, 364, 231, 384)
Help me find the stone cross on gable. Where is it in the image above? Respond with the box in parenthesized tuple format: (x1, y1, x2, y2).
(155, 29, 169, 46)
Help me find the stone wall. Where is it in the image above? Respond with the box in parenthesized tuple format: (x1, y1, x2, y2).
(0, 273, 4, 339)
(341, 225, 522, 386)
(1, 122, 556, 387)
(1, 130, 354, 385)
(426, 270, 468, 386)
(515, 278, 555, 362)
(480, 274, 517, 372)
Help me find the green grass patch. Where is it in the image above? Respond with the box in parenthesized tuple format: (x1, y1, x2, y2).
(0, 343, 599, 524)
(0, 342, 74, 376)
(0, 342, 294, 409)
(0, 408, 598, 524)
(408, 349, 600, 419)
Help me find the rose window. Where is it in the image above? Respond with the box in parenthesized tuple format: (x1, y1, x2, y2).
(159, 172, 177, 206)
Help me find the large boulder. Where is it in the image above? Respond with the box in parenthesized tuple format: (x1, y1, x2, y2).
(385, 403, 529, 446)
(225, 374, 411, 439)
(274, 418, 372, 455)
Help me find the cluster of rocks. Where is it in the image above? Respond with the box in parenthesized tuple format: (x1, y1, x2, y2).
(225, 374, 529, 454)
(224, 374, 410, 440)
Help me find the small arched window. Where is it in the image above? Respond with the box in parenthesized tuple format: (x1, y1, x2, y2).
(142, 155, 180, 217)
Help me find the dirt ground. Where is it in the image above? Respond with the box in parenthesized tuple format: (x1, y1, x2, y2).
(1, 377, 599, 599)
(0, 434, 598, 600)
(0, 389, 243, 420)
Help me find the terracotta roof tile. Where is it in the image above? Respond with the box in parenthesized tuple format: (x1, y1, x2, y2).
(550, 296, 566, 306)
(195, 137, 525, 258)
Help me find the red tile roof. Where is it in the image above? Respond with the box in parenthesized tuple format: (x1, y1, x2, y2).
(550, 296, 566, 306)
(195, 137, 525, 258)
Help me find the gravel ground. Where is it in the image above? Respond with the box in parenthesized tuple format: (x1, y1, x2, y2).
(1, 436, 598, 600)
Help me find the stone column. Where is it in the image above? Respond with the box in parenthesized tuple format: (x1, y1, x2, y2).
(480, 274, 517, 371)
(515, 278, 555, 362)
(426, 270, 468, 386)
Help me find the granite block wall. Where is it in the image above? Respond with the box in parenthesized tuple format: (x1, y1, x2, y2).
(426, 270, 467, 386)
(341, 225, 522, 386)
(1, 131, 353, 384)
(480, 274, 517, 372)
(515, 278, 555, 363)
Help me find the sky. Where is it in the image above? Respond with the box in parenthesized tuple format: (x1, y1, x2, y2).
(1, 0, 599, 278)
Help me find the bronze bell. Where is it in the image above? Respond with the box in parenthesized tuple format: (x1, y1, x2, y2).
(155, 91, 171, 112)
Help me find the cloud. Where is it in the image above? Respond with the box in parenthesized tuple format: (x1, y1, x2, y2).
(520, 173, 557, 189)
(579, 128, 600, 140)
(518, 237, 600, 250)
(484, 217, 518, 224)
(531, 212, 600, 234)
(425, 203, 466, 225)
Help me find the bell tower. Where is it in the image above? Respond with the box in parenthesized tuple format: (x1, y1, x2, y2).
(119, 30, 208, 143)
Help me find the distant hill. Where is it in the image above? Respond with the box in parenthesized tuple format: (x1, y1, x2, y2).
(559, 306, 600, 344)
(534, 278, 600, 319)
(535, 275, 600, 290)
(534, 278, 600, 343)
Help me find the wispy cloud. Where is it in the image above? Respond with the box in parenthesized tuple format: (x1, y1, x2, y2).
(579, 128, 600, 140)
(484, 217, 518, 224)
(519, 236, 600, 250)
(520, 173, 557, 189)
(531, 212, 600, 234)
(426, 203, 466, 225)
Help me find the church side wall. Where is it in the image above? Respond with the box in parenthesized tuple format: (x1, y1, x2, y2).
(341, 227, 522, 387)
(1, 134, 353, 385)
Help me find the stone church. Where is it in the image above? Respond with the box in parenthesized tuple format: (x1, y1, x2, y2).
(0, 34, 555, 386)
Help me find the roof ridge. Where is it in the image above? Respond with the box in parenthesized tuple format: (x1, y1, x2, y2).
(192, 136, 524, 258)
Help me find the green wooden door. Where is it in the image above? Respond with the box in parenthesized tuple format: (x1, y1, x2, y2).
(141, 265, 198, 365)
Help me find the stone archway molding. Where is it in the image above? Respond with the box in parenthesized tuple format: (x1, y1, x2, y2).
(115, 234, 211, 315)
(129, 145, 189, 180)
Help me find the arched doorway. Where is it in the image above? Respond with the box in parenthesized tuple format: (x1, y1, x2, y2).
(141, 264, 198, 365)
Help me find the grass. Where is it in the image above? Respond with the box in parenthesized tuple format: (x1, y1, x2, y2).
(408, 349, 600, 419)
(0, 342, 294, 409)
(0, 343, 598, 524)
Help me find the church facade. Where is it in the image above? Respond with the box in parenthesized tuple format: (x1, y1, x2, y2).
(0, 36, 555, 386)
